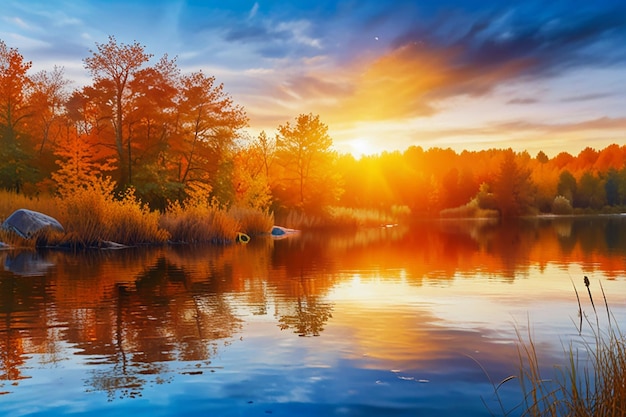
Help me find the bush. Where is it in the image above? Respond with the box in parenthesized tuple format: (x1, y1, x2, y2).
(160, 198, 239, 244)
(228, 206, 273, 235)
(551, 196, 574, 215)
(57, 178, 169, 247)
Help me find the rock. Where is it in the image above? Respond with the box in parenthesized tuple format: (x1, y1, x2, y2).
(3, 251, 55, 277)
(1, 209, 65, 239)
(271, 226, 299, 238)
(271, 226, 287, 236)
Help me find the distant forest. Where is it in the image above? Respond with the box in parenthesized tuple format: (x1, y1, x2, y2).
(2, 37, 626, 218)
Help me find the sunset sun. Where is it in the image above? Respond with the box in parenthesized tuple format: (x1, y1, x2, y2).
(348, 137, 376, 158)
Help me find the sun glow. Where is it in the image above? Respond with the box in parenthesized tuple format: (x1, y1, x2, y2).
(348, 137, 376, 158)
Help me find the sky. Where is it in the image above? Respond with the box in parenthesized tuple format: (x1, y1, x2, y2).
(2, 0, 626, 158)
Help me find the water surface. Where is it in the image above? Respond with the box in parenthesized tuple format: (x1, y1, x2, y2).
(1, 217, 625, 416)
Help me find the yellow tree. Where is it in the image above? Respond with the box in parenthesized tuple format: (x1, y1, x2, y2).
(52, 128, 113, 196)
(275, 113, 342, 211)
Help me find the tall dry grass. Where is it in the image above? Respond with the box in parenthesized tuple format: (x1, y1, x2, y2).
(276, 205, 410, 230)
(491, 278, 626, 417)
(160, 197, 240, 244)
(228, 206, 273, 235)
(57, 178, 169, 247)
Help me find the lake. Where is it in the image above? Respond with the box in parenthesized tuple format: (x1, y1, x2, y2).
(1, 216, 625, 416)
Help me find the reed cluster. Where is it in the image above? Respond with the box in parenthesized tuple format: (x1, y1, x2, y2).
(160, 198, 240, 244)
(439, 198, 500, 219)
(228, 206, 274, 236)
(57, 178, 169, 247)
(0, 183, 273, 248)
(276, 205, 409, 230)
(493, 279, 626, 417)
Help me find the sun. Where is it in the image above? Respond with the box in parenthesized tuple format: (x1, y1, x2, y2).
(348, 137, 376, 159)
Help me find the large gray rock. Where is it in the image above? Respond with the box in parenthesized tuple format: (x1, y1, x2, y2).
(1, 209, 64, 239)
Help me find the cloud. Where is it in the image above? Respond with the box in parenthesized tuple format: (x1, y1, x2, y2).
(560, 92, 613, 103)
(249, 2, 259, 19)
(508, 98, 539, 105)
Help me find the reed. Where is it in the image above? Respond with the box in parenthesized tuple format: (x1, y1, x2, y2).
(56, 178, 169, 247)
(160, 198, 240, 244)
(440, 198, 500, 219)
(275, 206, 408, 230)
(0, 189, 61, 220)
(494, 278, 626, 417)
(228, 206, 273, 235)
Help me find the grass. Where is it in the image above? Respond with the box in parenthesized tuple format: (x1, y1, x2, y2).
(0, 181, 273, 248)
(440, 198, 500, 219)
(487, 278, 626, 417)
(228, 206, 274, 236)
(275, 205, 410, 230)
(159, 197, 240, 244)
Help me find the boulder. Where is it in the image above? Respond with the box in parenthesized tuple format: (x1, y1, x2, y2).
(1, 209, 65, 239)
(271, 226, 299, 238)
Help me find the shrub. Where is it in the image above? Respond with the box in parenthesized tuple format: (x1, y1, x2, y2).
(551, 196, 574, 215)
(228, 206, 273, 235)
(161, 197, 239, 244)
(57, 177, 169, 247)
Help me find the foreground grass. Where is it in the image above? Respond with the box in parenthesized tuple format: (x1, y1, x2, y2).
(0, 185, 273, 248)
(490, 279, 626, 417)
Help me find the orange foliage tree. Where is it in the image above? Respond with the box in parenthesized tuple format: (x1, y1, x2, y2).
(274, 113, 342, 212)
(0, 40, 33, 191)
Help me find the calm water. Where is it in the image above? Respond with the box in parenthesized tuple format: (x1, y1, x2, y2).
(1, 216, 626, 416)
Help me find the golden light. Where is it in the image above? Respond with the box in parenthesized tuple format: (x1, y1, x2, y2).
(348, 137, 376, 158)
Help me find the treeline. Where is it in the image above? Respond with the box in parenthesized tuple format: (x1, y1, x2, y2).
(0, 37, 340, 215)
(337, 144, 626, 217)
(2, 37, 625, 219)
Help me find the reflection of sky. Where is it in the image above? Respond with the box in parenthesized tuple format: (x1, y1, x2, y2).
(3, 222, 626, 416)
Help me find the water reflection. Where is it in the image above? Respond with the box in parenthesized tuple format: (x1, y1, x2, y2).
(0, 216, 625, 414)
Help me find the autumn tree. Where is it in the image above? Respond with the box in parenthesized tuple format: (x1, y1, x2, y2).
(254, 130, 275, 178)
(0, 40, 33, 191)
(126, 55, 179, 207)
(52, 128, 113, 196)
(275, 113, 342, 211)
(83, 36, 152, 186)
(172, 71, 248, 201)
(232, 144, 272, 210)
(491, 149, 535, 217)
(28, 66, 72, 184)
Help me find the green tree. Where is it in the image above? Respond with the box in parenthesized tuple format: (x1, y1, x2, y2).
(557, 170, 577, 204)
(275, 113, 342, 210)
(576, 171, 605, 209)
(604, 168, 620, 206)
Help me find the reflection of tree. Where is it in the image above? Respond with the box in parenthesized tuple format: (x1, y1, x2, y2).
(75, 255, 242, 399)
(278, 294, 333, 337)
(276, 274, 333, 337)
(0, 270, 50, 383)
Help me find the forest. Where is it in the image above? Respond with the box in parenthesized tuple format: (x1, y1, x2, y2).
(2, 36, 626, 234)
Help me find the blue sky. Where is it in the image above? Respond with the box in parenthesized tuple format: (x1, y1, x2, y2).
(2, 0, 626, 157)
